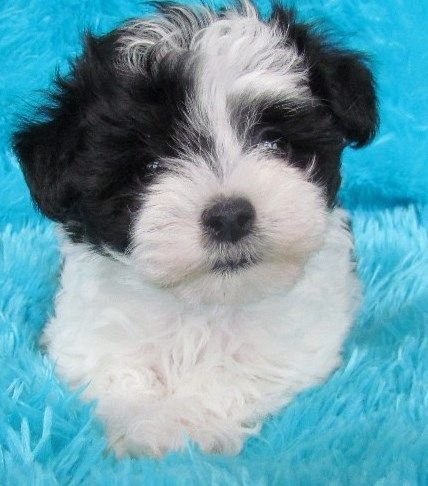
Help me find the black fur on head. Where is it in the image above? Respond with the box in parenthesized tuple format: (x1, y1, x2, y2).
(13, 31, 192, 252)
(13, 1, 378, 253)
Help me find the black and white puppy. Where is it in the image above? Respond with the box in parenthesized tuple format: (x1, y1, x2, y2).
(14, 1, 378, 457)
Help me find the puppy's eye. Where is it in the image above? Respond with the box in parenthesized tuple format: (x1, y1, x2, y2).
(146, 160, 160, 172)
(257, 140, 278, 150)
(256, 128, 283, 150)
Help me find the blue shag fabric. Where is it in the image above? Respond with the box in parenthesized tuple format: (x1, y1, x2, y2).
(1, 0, 427, 483)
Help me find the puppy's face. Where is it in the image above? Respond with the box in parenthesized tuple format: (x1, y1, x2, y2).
(14, 2, 378, 304)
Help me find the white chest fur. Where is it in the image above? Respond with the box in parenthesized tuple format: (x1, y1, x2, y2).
(42, 209, 359, 456)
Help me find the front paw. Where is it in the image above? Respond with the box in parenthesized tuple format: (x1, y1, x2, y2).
(106, 407, 259, 457)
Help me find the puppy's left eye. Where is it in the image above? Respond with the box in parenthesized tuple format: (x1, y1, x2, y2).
(255, 128, 283, 150)
(257, 140, 278, 150)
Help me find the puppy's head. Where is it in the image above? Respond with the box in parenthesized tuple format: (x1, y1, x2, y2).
(14, 1, 378, 304)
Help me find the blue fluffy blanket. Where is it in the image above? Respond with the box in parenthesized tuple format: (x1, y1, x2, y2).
(1, 0, 427, 483)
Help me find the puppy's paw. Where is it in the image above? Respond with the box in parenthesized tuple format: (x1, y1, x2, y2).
(105, 402, 259, 457)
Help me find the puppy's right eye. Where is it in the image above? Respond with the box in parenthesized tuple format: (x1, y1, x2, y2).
(146, 160, 160, 172)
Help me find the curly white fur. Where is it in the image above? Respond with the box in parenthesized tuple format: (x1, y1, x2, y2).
(42, 209, 359, 456)
(39, 2, 364, 457)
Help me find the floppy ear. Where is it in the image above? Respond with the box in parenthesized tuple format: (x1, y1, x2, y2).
(13, 96, 82, 222)
(304, 46, 379, 148)
(13, 33, 116, 222)
(271, 7, 379, 148)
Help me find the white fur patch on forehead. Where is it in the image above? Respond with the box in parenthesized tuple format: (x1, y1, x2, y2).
(191, 13, 309, 103)
(117, 2, 309, 102)
(188, 12, 310, 158)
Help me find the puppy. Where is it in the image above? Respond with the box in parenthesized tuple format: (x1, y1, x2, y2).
(14, 1, 378, 457)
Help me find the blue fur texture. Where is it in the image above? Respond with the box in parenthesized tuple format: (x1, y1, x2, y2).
(1, 0, 427, 483)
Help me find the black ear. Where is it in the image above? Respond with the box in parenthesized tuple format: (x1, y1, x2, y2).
(271, 7, 379, 148)
(305, 47, 379, 148)
(13, 96, 82, 222)
(13, 33, 116, 222)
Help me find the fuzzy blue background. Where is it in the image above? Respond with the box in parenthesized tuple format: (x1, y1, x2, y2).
(1, 0, 427, 483)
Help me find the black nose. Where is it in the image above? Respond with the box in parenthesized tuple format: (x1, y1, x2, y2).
(202, 197, 256, 243)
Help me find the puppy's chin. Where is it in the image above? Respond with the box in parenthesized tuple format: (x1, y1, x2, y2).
(169, 258, 307, 305)
(130, 242, 323, 305)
